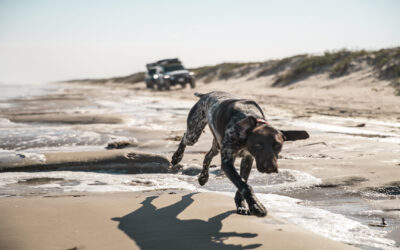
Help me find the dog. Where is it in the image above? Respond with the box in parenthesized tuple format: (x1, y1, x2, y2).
(171, 91, 309, 217)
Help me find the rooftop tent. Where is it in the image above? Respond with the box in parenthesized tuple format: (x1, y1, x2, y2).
(156, 58, 182, 66)
(146, 62, 158, 70)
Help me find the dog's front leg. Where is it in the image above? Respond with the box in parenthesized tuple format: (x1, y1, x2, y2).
(221, 149, 267, 217)
(235, 154, 254, 215)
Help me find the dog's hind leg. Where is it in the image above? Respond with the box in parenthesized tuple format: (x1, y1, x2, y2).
(171, 101, 207, 166)
(171, 139, 187, 166)
(198, 138, 219, 186)
(235, 154, 254, 215)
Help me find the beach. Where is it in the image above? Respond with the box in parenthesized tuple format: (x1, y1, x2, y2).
(0, 75, 399, 249)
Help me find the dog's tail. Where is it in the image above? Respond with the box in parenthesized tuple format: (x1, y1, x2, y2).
(194, 92, 205, 98)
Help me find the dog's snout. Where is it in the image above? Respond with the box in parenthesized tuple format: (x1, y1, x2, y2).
(257, 161, 278, 174)
(264, 160, 278, 173)
(265, 167, 278, 174)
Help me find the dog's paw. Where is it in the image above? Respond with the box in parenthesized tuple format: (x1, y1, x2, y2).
(171, 154, 182, 166)
(168, 163, 183, 174)
(249, 202, 267, 217)
(236, 206, 250, 216)
(198, 172, 209, 186)
(170, 157, 179, 166)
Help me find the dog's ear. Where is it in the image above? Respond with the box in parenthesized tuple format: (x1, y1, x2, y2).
(281, 130, 310, 141)
(236, 116, 257, 139)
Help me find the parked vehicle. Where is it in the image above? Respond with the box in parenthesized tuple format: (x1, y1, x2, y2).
(145, 58, 195, 90)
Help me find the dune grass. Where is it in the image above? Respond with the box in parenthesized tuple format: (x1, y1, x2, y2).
(271, 48, 400, 87)
(329, 50, 367, 78)
(191, 62, 256, 82)
(273, 50, 350, 86)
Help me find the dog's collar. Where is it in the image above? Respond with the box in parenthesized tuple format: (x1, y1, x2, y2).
(256, 118, 269, 125)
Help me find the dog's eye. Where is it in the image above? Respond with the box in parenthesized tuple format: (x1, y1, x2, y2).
(254, 144, 262, 150)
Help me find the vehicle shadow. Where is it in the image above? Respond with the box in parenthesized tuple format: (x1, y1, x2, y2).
(111, 193, 262, 250)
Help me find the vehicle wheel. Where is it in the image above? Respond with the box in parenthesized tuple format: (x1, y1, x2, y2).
(181, 82, 187, 88)
(157, 80, 163, 91)
(190, 78, 196, 88)
(164, 79, 171, 90)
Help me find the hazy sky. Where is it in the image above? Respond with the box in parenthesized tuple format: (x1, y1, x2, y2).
(1, 0, 399, 83)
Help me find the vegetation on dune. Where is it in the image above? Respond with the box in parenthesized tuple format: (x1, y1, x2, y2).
(256, 55, 307, 78)
(63, 72, 145, 84)
(372, 48, 400, 79)
(329, 50, 367, 78)
(190, 65, 219, 83)
(219, 63, 249, 79)
(191, 62, 258, 83)
(271, 47, 400, 88)
(272, 50, 371, 86)
(272, 51, 348, 86)
(111, 72, 145, 84)
(190, 47, 400, 89)
(372, 48, 400, 94)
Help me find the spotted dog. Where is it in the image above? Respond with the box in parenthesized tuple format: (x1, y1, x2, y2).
(171, 91, 309, 217)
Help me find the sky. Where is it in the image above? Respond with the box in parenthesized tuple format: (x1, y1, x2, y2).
(0, 0, 399, 83)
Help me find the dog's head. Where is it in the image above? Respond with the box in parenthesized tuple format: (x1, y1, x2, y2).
(236, 117, 309, 174)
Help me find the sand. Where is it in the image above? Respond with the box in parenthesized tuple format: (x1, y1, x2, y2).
(1, 73, 400, 249)
(0, 192, 357, 250)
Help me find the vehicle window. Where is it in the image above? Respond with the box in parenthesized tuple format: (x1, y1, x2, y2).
(164, 65, 184, 72)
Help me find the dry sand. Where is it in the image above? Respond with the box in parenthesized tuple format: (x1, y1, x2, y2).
(0, 192, 357, 250)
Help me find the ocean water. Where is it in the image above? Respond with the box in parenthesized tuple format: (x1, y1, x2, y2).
(0, 82, 58, 101)
(95, 95, 192, 130)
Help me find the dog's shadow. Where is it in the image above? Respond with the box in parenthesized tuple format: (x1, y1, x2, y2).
(111, 193, 261, 250)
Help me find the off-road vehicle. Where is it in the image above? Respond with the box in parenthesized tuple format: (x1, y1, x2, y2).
(145, 58, 195, 90)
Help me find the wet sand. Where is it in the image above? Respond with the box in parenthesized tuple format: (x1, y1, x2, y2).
(0, 149, 170, 173)
(0, 191, 357, 250)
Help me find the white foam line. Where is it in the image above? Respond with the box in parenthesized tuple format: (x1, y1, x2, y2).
(304, 115, 400, 128)
(290, 120, 400, 144)
(293, 120, 397, 136)
(217, 192, 396, 250)
(0, 172, 204, 193)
